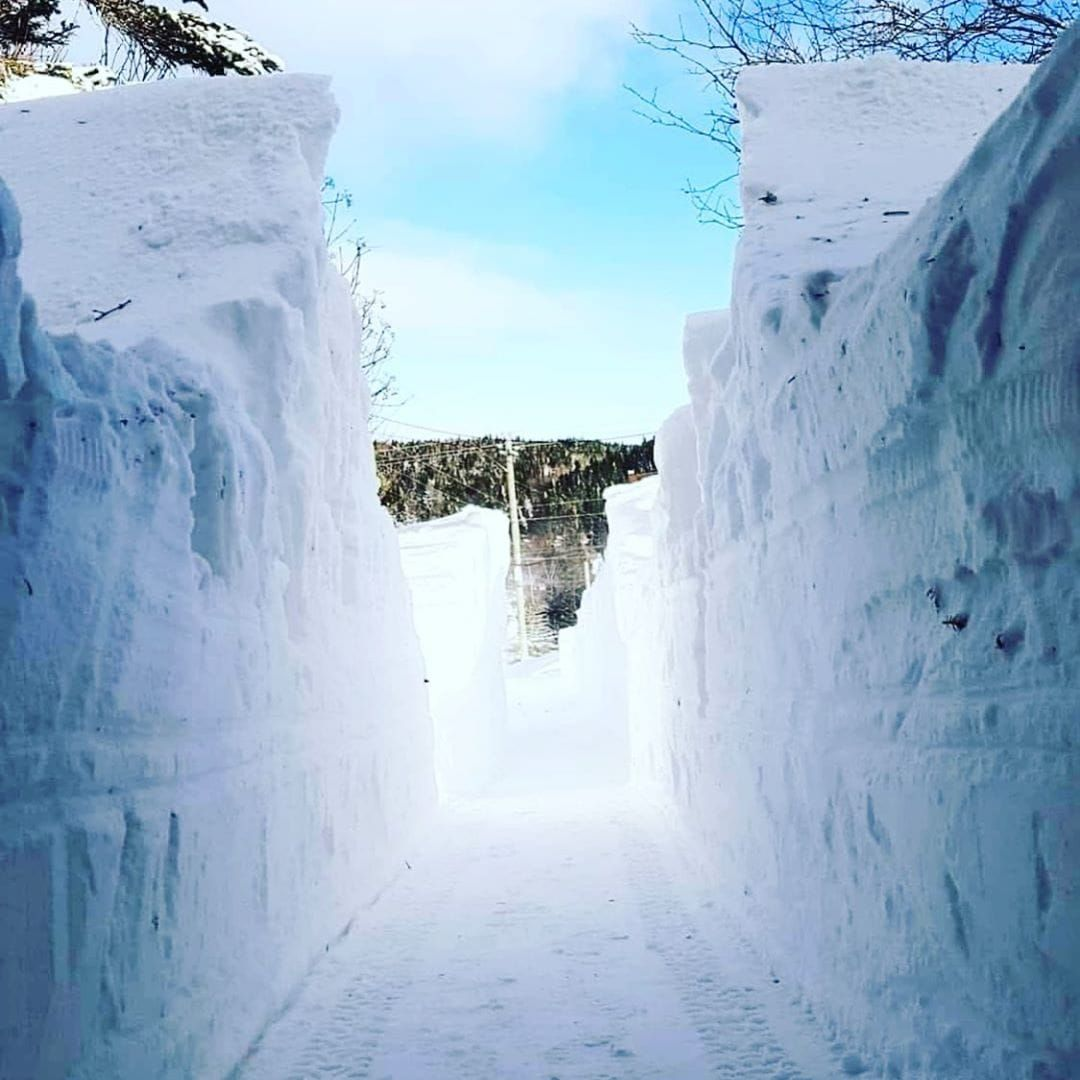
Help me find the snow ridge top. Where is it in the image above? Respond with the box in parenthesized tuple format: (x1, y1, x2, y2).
(0, 73, 338, 351)
(736, 55, 1033, 275)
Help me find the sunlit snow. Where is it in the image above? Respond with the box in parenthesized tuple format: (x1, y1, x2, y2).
(1, 19, 1077, 1080)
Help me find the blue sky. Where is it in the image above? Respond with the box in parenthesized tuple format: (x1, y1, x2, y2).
(216, 1, 740, 439)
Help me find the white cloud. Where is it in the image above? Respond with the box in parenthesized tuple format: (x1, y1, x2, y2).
(213, 0, 649, 148)
(356, 224, 690, 438)
(362, 225, 581, 347)
(188, 1, 689, 435)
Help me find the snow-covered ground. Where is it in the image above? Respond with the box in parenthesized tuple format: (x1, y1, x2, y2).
(574, 27, 1080, 1080)
(0, 77, 436, 1078)
(399, 507, 510, 796)
(236, 658, 861, 1080)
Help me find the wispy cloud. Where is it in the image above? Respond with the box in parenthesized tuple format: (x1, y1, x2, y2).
(363, 224, 580, 347)
(215, 0, 649, 150)
(202, 1, 697, 436)
(360, 224, 689, 437)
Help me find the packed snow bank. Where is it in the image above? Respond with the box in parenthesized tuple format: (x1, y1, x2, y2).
(0, 76, 435, 1079)
(583, 31, 1080, 1080)
(561, 478, 659, 779)
(398, 507, 509, 796)
(736, 56, 1032, 285)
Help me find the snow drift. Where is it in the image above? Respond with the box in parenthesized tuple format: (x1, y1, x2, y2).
(398, 507, 509, 797)
(0, 76, 435, 1079)
(583, 29, 1080, 1079)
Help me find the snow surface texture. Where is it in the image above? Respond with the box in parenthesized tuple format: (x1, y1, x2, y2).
(0, 77, 435, 1078)
(398, 507, 510, 797)
(582, 33, 1080, 1079)
(236, 658, 849, 1080)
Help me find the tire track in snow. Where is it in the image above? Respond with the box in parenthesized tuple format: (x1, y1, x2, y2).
(232, 859, 461, 1079)
(618, 815, 825, 1079)
(238, 792, 847, 1079)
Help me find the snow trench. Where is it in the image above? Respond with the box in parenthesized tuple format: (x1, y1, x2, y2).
(0, 77, 435, 1079)
(398, 506, 510, 797)
(585, 28, 1079, 1080)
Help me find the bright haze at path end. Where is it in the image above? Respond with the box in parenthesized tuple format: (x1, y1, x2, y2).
(206, 0, 738, 439)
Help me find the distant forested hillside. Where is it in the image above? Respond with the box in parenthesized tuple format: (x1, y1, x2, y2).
(375, 437, 655, 646)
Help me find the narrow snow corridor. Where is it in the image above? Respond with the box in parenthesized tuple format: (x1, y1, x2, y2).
(236, 661, 846, 1080)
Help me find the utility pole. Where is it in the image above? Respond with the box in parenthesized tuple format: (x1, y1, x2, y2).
(505, 438, 529, 661)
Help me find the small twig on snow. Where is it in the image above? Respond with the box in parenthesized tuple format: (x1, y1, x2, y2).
(92, 298, 132, 321)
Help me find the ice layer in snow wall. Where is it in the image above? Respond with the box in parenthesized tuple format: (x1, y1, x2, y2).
(587, 32, 1080, 1079)
(0, 76, 435, 1078)
(398, 507, 509, 796)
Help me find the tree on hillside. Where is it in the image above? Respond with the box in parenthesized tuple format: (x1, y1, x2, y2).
(632, 0, 1078, 225)
(375, 436, 655, 651)
(0, 0, 279, 84)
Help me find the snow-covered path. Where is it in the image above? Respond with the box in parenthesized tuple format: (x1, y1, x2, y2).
(235, 662, 850, 1080)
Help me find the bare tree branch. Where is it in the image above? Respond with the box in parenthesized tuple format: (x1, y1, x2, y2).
(323, 181, 400, 419)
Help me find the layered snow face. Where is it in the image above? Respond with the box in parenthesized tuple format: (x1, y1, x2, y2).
(0, 77, 435, 1079)
(586, 32, 1080, 1079)
(398, 507, 510, 797)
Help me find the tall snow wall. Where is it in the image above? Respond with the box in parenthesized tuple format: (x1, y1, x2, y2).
(398, 507, 509, 796)
(560, 478, 659, 778)
(596, 31, 1078, 1079)
(0, 77, 435, 1078)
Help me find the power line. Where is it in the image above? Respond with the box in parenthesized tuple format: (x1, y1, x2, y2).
(521, 512, 606, 524)
(521, 497, 607, 510)
(514, 431, 655, 446)
(387, 471, 612, 528)
(505, 438, 528, 661)
(423, 461, 503, 510)
(389, 454, 498, 513)
(593, 430, 655, 442)
(375, 436, 500, 448)
(381, 455, 502, 511)
(377, 417, 490, 439)
(376, 416, 656, 445)
(375, 443, 502, 466)
(521, 554, 599, 564)
(394, 468, 442, 518)
(374, 434, 654, 479)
